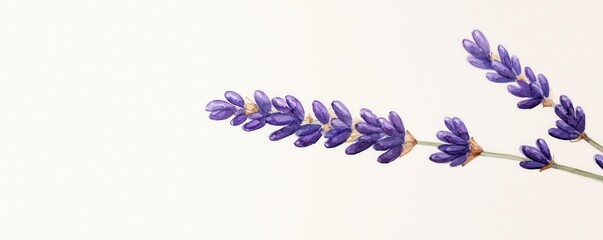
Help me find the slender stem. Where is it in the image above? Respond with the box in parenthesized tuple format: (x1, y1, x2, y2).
(584, 136, 603, 154)
(415, 140, 603, 183)
(553, 163, 603, 183)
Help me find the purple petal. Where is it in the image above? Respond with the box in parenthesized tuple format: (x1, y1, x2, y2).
(356, 122, 381, 134)
(537, 74, 550, 97)
(444, 117, 455, 133)
(429, 152, 456, 163)
(548, 128, 577, 140)
(266, 113, 298, 126)
(595, 154, 603, 170)
(254, 90, 272, 112)
(498, 45, 511, 67)
(230, 113, 248, 126)
(324, 129, 352, 148)
(388, 111, 405, 134)
(575, 106, 586, 133)
(272, 97, 290, 113)
(520, 145, 549, 164)
(438, 144, 469, 155)
(294, 130, 322, 147)
(524, 67, 536, 82)
(467, 56, 493, 69)
(377, 145, 402, 164)
(449, 153, 470, 167)
(436, 131, 468, 145)
(536, 139, 551, 160)
(358, 133, 380, 142)
(462, 39, 489, 59)
(209, 108, 236, 120)
(520, 161, 546, 170)
(379, 118, 401, 137)
(451, 117, 469, 140)
(511, 56, 521, 75)
(331, 118, 350, 129)
(269, 123, 300, 141)
(559, 95, 574, 113)
(507, 84, 533, 98)
(554, 105, 569, 123)
(360, 108, 380, 126)
(224, 91, 245, 107)
(486, 72, 514, 83)
(555, 120, 578, 134)
(285, 95, 305, 120)
(373, 136, 403, 151)
(517, 98, 542, 109)
(324, 129, 339, 138)
(492, 61, 516, 79)
(472, 30, 490, 53)
(345, 141, 375, 155)
(243, 119, 266, 131)
(332, 101, 352, 125)
(312, 100, 330, 124)
(529, 83, 544, 97)
(296, 124, 322, 136)
(249, 111, 269, 120)
(206, 100, 233, 112)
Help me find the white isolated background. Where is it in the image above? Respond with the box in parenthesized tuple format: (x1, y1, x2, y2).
(1, 0, 603, 239)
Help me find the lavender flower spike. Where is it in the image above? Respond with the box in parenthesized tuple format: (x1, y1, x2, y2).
(429, 117, 482, 167)
(595, 154, 603, 170)
(548, 95, 587, 141)
(519, 139, 554, 172)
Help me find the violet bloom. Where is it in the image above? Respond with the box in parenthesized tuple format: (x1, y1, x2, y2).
(323, 101, 353, 148)
(548, 95, 586, 141)
(519, 139, 554, 171)
(595, 154, 603, 170)
(345, 108, 382, 155)
(506, 67, 552, 109)
(294, 100, 330, 147)
(487, 45, 522, 83)
(429, 117, 482, 167)
(242, 90, 273, 131)
(265, 95, 306, 141)
(206, 91, 248, 126)
(463, 30, 493, 69)
(372, 111, 406, 164)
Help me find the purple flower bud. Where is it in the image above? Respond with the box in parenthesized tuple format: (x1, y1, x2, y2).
(205, 100, 233, 112)
(209, 107, 237, 120)
(254, 90, 272, 112)
(377, 145, 403, 164)
(296, 124, 321, 136)
(360, 108, 380, 126)
(373, 136, 404, 151)
(230, 113, 248, 126)
(332, 100, 352, 125)
(266, 113, 298, 126)
(225, 91, 245, 107)
(243, 119, 266, 132)
(312, 100, 330, 124)
(269, 123, 301, 141)
(285, 95, 305, 120)
(294, 130, 322, 147)
(467, 56, 493, 69)
(324, 129, 352, 148)
(486, 72, 514, 83)
(472, 29, 490, 53)
(272, 97, 290, 113)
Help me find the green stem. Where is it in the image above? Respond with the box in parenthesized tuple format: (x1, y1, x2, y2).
(415, 140, 603, 183)
(584, 136, 603, 154)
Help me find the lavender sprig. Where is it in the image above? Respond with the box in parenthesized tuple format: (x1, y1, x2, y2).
(463, 30, 553, 109)
(206, 90, 603, 183)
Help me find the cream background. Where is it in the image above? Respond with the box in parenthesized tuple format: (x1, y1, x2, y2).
(1, 0, 603, 239)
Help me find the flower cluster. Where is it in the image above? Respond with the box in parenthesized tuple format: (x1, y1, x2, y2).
(206, 90, 417, 163)
(463, 30, 552, 109)
(548, 95, 586, 141)
(519, 139, 554, 171)
(429, 117, 482, 167)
